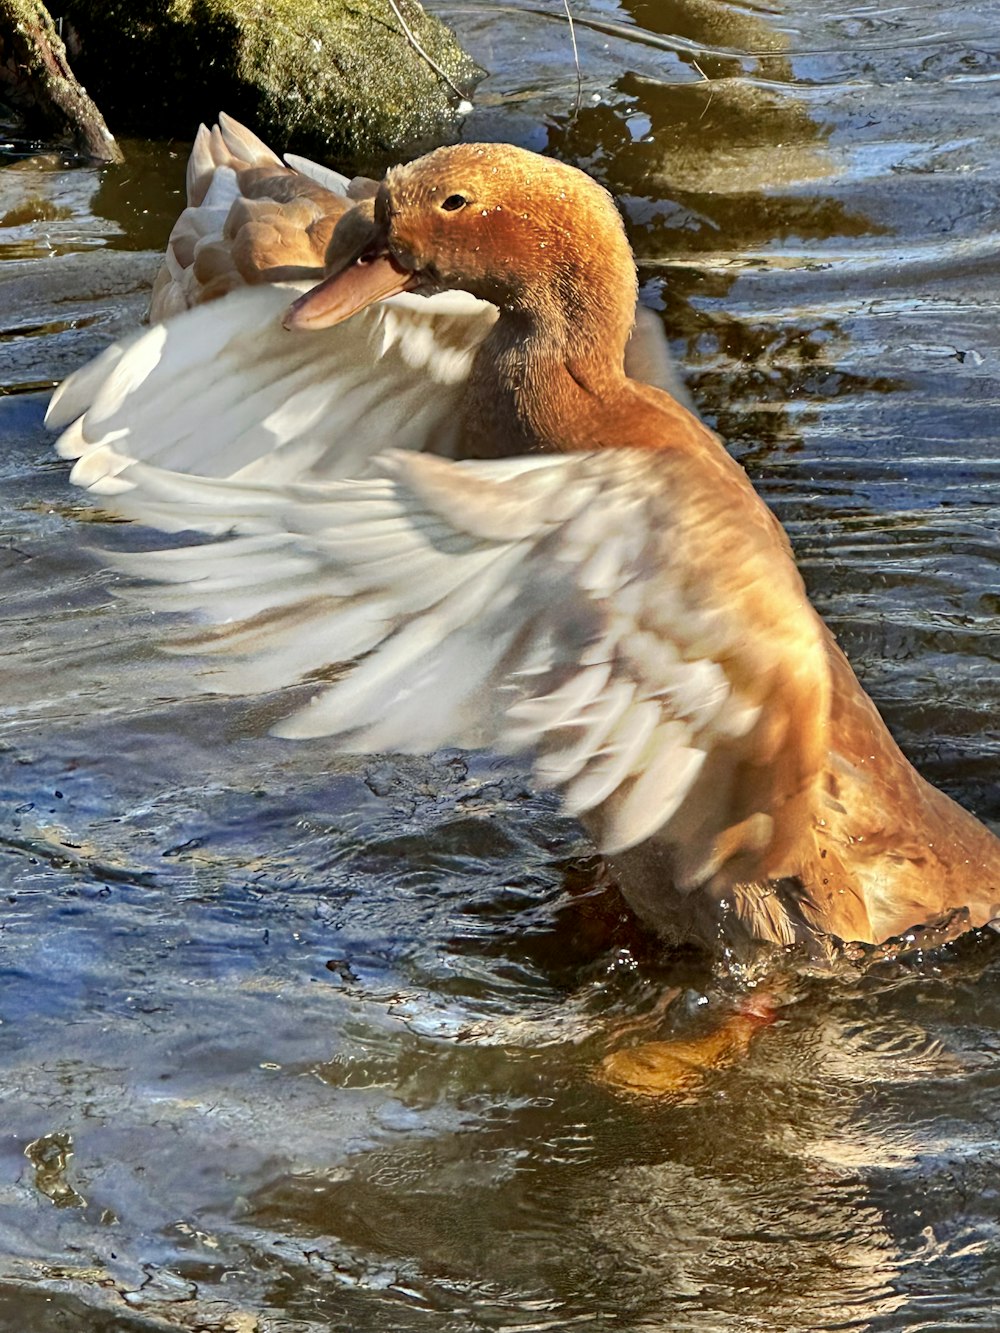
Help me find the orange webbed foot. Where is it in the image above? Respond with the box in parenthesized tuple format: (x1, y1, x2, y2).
(599, 996, 777, 1099)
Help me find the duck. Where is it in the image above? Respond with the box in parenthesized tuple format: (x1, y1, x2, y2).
(46, 116, 1000, 970)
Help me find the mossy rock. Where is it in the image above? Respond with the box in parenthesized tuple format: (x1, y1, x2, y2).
(61, 0, 484, 170)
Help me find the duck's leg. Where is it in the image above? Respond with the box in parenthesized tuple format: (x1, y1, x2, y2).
(599, 994, 777, 1098)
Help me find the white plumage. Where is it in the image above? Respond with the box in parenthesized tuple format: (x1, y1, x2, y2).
(67, 443, 818, 868)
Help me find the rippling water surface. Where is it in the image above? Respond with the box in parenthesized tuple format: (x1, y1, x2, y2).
(1, 1, 999, 1328)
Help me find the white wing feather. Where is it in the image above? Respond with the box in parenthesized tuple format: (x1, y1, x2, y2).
(92, 448, 823, 867)
(46, 286, 500, 491)
(46, 284, 678, 504)
(282, 152, 352, 197)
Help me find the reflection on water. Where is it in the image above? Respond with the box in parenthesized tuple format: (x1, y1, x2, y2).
(2, 0, 1000, 1327)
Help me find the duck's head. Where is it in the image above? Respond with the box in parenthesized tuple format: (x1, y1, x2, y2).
(283, 143, 637, 340)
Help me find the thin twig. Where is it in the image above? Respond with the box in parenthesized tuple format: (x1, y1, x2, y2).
(691, 58, 715, 120)
(385, 0, 472, 107)
(562, 0, 583, 123)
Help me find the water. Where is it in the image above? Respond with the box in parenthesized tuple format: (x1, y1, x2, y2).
(1, 1, 999, 1328)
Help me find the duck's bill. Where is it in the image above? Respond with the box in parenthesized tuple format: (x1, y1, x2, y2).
(282, 253, 416, 331)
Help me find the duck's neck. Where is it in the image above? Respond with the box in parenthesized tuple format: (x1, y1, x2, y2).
(470, 317, 617, 452)
(462, 245, 645, 458)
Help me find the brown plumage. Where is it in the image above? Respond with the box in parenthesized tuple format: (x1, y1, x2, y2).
(51, 123, 1000, 960)
(269, 140, 1000, 952)
(149, 113, 378, 319)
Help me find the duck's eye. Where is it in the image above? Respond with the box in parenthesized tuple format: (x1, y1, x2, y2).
(440, 194, 468, 212)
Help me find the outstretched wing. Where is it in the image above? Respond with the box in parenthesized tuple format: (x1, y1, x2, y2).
(46, 291, 684, 503)
(45, 110, 503, 493)
(92, 446, 829, 887)
(46, 285, 500, 493)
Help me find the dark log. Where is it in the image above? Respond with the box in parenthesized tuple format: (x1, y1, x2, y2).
(0, 0, 122, 160)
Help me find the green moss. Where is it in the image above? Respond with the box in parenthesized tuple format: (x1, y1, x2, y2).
(61, 0, 483, 169)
